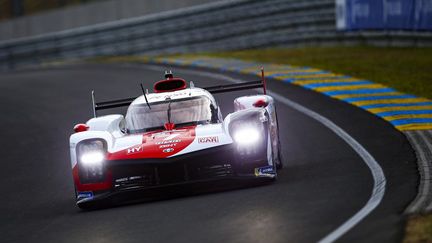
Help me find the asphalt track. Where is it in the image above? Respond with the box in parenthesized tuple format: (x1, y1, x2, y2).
(0, 63, 419, 243)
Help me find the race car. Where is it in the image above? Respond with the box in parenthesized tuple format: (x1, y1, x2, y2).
(69, 70, 282, 209)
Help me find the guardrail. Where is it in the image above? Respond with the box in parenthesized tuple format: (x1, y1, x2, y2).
(1, 0, 431, 70)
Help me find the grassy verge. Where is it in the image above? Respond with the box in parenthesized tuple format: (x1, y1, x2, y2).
(206, 46, 432, 99)
(404, 214, 432, 243)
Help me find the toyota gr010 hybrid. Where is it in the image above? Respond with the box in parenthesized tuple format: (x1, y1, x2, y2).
(69, 70, 282, 208)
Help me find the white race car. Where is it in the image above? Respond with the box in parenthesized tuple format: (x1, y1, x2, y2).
(69, 70, 282, 208)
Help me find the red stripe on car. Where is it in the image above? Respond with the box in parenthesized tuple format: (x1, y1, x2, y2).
(107, 125, 196, 160)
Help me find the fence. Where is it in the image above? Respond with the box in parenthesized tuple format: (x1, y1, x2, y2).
(0, 0, 431, 70)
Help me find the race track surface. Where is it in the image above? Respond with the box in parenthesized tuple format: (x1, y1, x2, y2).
(0, 63, 418, 243)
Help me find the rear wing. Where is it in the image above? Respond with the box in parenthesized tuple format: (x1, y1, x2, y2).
(91, 92, 135, 117)
(204, 68, 267, 94)
(91, 68, 267, 117)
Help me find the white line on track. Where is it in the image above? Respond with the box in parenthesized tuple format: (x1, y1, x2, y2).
(142, 64, 387, 243)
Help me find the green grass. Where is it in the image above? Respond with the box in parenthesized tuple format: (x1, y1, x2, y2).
(206, 47, 432, 99)
(404, 214, 432, 243)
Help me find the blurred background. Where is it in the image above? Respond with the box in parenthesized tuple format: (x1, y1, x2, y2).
(0, 0, 213, 38)
(1, 0, 431, 59)
(0, 0, 431, 96)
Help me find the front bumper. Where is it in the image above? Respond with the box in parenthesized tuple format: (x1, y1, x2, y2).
(77, 175, 275, 207)
(76, 144, 274, 207)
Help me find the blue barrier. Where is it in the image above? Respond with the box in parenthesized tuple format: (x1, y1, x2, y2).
(336, 0, 432, 30)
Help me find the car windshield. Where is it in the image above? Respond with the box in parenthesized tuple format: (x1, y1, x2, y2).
(125, 96, 212, 133)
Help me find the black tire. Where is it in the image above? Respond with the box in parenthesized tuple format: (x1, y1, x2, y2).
(274, 109, 283, 169)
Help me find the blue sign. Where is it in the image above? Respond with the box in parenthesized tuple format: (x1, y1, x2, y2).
(336, 0, 432, 30)
(77, 191, 93, 200)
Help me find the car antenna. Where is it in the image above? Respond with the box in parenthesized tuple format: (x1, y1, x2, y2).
(91, 90, 97, 118)
(140, 83, 151, 110)
(167, 98, 172, 124)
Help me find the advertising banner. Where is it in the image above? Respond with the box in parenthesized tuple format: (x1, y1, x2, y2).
(336, 0, 432, 30)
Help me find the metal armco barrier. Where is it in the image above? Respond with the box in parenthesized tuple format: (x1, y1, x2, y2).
(0, 0, 431, 70)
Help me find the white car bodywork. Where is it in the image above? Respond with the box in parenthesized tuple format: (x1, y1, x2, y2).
(69, 76, 281, 208)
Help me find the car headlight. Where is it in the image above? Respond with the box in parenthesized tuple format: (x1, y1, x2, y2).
(233, 127, 260, 145)
(80, 151, 104, 166)
(78, 140, 105, 165)
(228, 109, 269, 159)
(77, 139, 107, 183)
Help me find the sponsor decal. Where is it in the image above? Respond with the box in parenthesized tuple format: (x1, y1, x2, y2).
(77, 191, 93, 200)
(147, 92, 188, 101)
(115, 178, 128, 183)
(198, 136, 219, 143)
(159, 143, 177, 149)
(254, 165, 275, 176)
(163, 148, 174, 153)
(115, 176, 143, 183)
(127, 145, 143, 154)
(164, 92, 188, 99)
(155, 139, 181, 145)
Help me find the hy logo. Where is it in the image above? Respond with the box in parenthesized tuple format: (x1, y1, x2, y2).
(127, 145, 142, 154)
